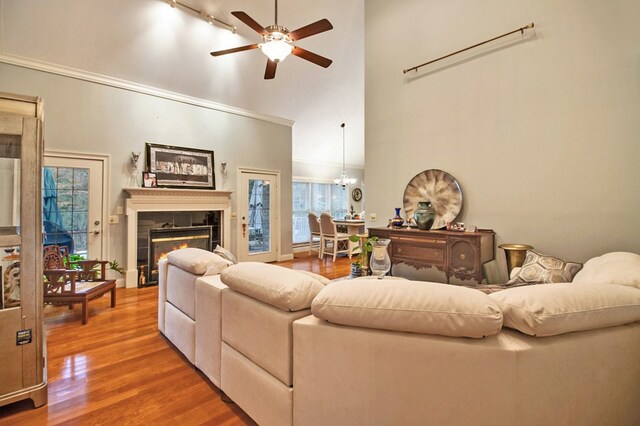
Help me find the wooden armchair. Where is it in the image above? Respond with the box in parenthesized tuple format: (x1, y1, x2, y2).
(43, 245, 116, 325)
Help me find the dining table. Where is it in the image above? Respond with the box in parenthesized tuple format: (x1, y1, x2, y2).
(333, 219, 366, 236)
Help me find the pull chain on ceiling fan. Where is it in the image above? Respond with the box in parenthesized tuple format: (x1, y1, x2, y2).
(210, 0, 333, 79)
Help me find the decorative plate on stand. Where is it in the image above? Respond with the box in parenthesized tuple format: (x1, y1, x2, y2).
(403, 169, 463, 229)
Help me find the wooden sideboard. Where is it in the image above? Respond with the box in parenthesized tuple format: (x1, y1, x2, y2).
(368, 227, 495, 284)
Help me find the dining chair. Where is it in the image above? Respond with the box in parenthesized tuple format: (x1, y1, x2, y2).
(307, 212, 322, 258)
(319, 213, 351, 262)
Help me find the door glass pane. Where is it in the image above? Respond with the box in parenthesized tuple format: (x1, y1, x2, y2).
(0, 135, 21, 231)
(43, 166, 89, 255)
(248, 179, 271, 254)
(1, 246, 21, 309)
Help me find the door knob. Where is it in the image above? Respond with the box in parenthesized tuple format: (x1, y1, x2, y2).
(93, 230, 100, 235)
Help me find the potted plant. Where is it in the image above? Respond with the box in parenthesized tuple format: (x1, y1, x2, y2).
(349, 235, 378, 277)
(350, 260, 363, 278)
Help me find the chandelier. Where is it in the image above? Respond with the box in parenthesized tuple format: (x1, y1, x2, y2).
(334, 123, 357, 188)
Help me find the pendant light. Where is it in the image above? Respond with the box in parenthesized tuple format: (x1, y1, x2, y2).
(334, 123, 357, 188)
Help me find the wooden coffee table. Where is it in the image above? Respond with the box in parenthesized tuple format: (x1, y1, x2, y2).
(44, 279, 116, 325)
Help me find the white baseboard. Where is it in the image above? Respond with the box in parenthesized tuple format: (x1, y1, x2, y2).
(278, 253, 295, 261)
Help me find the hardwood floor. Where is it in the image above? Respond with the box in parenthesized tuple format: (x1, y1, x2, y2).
(0, 253, 351, 425)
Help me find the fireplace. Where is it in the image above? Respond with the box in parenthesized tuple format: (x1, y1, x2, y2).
(124, 188, 232, 288)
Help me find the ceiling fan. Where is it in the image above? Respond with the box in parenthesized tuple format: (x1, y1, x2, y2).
(210, 0, 333, 79)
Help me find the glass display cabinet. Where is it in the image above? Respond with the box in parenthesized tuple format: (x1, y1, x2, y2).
(0, 92, 47, 408)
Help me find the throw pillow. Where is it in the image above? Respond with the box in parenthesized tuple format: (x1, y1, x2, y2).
(506, 250, 582, 285)
(214, 245, 238, 264)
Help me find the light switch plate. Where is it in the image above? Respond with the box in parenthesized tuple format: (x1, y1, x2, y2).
(370, 213, 377, 221)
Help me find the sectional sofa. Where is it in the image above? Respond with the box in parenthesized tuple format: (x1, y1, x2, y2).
(158, 249, 640, 426)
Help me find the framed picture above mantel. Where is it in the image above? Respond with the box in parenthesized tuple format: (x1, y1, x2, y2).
(146, 143, 215, 189)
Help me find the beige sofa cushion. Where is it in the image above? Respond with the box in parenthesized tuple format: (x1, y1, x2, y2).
(572, 252, 640, 289)
(221, 262, 325, 311)
(311, 279, 503, 338)
(490, 282, 640, 337)
(167, 248, 230, 275)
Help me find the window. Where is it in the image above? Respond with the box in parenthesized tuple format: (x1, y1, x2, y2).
(292, 181, 349, 244)
(43, 166, 89, 255)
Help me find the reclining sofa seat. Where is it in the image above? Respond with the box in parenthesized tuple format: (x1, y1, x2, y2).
(158, 248, 232, 387)
(293, 255, 640, 426)
(219, 262, 326, 426)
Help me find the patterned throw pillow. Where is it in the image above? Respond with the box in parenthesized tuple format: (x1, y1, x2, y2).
(214, 245, 238, 264)
(506, 250, 582, 286)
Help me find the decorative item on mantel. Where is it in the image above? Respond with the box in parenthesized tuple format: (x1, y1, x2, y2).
(390, 208, 404, 228)
(220, 161, 228, 189)
(129, 151, 141, 187)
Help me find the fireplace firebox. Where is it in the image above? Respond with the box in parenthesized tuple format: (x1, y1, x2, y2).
(136, 210, 221, 286)
(146, 226, 212, 285)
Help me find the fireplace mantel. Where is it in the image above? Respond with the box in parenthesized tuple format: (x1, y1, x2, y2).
(124, 187, 233, 288)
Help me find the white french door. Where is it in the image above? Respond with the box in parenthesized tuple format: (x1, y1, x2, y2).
(238, 169, 279, 263)
(43, 154, 106, 259)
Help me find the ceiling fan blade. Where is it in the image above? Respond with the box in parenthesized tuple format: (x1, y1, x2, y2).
(231, 11, 268, 36)
(289, 19, 333, 41)
(264, 59, 278, 80)
(210, 44, 259, 57)
(292, 47, 333, 68)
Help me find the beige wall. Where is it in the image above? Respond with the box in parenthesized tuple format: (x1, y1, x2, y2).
(0, 62, 293, 270)
(364, 0, 640, 274)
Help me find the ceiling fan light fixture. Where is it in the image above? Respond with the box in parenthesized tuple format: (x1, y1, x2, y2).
(260, 39, 293, 62)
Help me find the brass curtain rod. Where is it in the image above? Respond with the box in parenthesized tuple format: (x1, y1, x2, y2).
(403, 22, 534, 74)
(168, 0, 237, 32)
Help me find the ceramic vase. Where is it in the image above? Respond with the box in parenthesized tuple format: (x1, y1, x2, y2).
(390, 208, 404, 228)
(414, 201, 436, 230)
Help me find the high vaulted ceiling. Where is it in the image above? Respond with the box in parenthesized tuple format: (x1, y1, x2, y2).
(0, 0, 365, 168)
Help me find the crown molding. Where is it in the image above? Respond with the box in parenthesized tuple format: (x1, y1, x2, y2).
(0, 51, 295, 128)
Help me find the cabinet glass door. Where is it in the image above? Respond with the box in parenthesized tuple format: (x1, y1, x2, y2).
(0, 133, 21, 309)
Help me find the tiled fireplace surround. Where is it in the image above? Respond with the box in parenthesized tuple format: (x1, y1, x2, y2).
(124, 188, 232, 288)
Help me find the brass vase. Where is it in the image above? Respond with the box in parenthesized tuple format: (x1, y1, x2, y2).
(499, 244, 533, 274)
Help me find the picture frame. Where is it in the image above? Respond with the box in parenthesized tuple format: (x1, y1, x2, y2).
(145, 143, 215, 189)
(142, 171, 157, 188)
